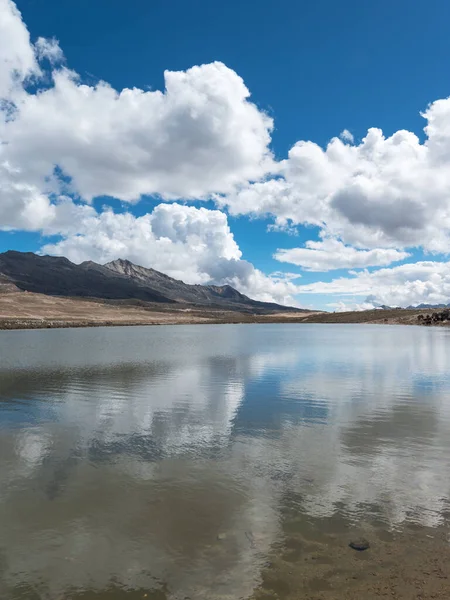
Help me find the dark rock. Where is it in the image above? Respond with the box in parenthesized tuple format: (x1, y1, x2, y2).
(417, 308, 450, 325)
(349, 538, 370, 551)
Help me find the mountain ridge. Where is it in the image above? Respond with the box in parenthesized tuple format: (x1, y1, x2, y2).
(0, 251, 303, 313)
(103, 258, 274, 307)
(406, 303, 450, 310)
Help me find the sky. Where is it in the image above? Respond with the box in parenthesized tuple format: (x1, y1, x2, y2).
(3, 0, 450, 309)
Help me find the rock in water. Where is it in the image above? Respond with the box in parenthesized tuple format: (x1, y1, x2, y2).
(349, 538, 370, 551)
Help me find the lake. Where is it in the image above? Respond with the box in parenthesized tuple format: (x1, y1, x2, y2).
(1, 323, 450, 599)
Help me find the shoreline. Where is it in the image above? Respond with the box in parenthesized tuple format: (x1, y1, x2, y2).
(0, 315, 317, 331)
(0, 290, 446, 331)
(0, 313, 444, 331)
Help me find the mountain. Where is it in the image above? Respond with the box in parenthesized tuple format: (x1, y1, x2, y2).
(103, 258, 293, 311)
(407, 303, 450, 309)
(0, 251, 302, 313)
(0, 251, 173, 303)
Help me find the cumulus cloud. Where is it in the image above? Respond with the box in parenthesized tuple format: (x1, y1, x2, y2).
(34, 36, 64, 65)
(41, 203, 241, 283)
(327, 301, 383, 312)
(222, 117, 450, 254)
(41, 203, 301, 306)
(340, 129, 354, 143)
(274, 237, 410, 271)
(4, 0, 450, 309)
(0, 0, 39, 98)
(0, 0, 274, 229)
(0, 160, 57, 230)
(296, 260, 450, 308)
(2, 61, 274, 204)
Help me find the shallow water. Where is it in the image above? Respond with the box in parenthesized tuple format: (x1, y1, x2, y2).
(1, 323, 450, 599)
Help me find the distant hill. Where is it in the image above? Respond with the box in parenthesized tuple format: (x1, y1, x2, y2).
(379, 303, 450, 310)
(406, 303, 450, 309)
(0, 251, 303, 313)
(377, 303, 450, 310)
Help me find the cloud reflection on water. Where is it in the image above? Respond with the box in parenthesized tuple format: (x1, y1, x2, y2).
(1, 324, 450, 598)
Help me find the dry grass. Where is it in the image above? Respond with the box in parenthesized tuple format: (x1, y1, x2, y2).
(300, 308, 432, 325)
(0, 290, 316, 329)
(0, 290, 439, 330)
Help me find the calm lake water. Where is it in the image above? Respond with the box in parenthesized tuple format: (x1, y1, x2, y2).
(1, 323, 450, 599)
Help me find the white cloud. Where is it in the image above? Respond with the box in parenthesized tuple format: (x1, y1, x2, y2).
(340, 128, 354, 143)
(0, 160, 57, 230)
(41, 202, 302, 306)
(274, 237, 410, 271)
(2, 63, 274, 204)
(34, 37, 64, 65)
(296, 260, 450, 307)
(222, 115, 450, 253)
(4, 0, 450, 310)
(0, 0, 39, 99)
(327, 301, 382, 312)
(0, 0, 274, 231)
(42, 203, 241, 283)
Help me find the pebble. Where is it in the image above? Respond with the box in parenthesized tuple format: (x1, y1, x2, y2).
(349, 538, 370, 551)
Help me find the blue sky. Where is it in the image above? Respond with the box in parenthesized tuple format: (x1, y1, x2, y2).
(2, 0, 450, 309)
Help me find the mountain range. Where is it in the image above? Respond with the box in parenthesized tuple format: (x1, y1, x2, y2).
(0, 251, 302, 313)
(406, 303, 450, 310)
(378, 303, 450, 310)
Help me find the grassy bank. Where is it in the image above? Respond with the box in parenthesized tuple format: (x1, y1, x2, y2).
(0, 290, 444, 330)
